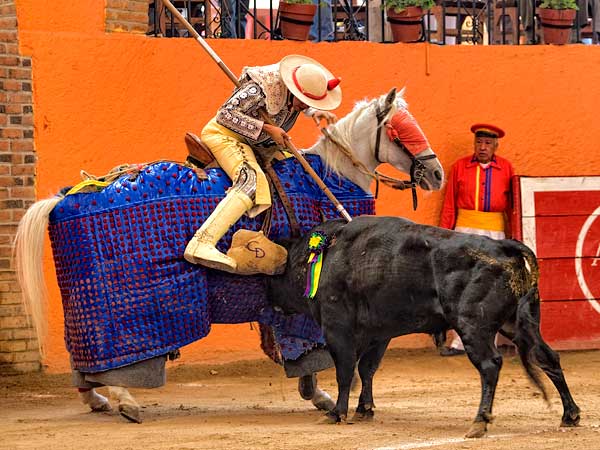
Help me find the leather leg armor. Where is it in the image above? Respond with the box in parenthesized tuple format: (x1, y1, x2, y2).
(184, 163, 257, 272)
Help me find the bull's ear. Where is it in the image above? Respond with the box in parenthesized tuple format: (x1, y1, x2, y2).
(385, 87, 397, 108)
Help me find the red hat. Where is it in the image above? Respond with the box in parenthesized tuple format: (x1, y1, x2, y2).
(470, 123, 505, 139)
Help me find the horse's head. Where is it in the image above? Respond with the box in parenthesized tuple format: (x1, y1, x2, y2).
(310, 88, 444, 197)
(369, 88, 444, 191)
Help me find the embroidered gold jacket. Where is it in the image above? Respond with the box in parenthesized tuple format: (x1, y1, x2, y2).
(216, 64, 306, 147)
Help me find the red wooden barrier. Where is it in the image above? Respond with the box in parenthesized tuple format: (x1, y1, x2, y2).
(516, 176, 600, 350)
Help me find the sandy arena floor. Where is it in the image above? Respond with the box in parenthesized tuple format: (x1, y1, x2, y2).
(1, 348, 599, 450)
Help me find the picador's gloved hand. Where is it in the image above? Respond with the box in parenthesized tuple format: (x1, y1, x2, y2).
(311, 110, 337, 126)
(263, 123, 290, 147)
(305, 107, 337, 127)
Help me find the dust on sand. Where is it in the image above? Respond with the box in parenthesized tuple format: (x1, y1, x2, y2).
(1, 348, 599, 450)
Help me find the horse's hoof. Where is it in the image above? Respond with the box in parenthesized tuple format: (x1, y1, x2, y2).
(119, 404, 142, 424)
(351, 409, 374, 422)
(465, 421, 487, 438)
(311, 389, 335, 412)
(80, 390, 112, 412)
(318, 411, 341, 424)
(90, 402, 112, 413)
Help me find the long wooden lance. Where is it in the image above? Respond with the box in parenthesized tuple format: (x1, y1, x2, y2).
(161, 0, 352, 222)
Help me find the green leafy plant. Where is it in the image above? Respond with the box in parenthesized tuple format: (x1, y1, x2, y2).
(383, 0, 436, 13)
(280, 0, 315, 4)
(539, 0, 578, 9)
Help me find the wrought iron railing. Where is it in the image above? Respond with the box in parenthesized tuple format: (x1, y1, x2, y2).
(148, 0, 598, 45)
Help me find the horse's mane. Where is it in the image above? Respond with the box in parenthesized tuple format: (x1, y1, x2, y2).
(314, 89, 407, 178)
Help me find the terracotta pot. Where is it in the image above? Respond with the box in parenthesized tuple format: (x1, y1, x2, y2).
(278, 2, 317, 41)
(539, 8, 576, 45)
(386, 6, 424, 43)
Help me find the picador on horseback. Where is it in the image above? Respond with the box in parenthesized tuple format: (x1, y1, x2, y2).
(184, 55, 342, 274)
(13, 1, 449, 424)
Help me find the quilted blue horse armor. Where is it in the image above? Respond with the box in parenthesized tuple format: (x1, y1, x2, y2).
(49, 155, 374, 372)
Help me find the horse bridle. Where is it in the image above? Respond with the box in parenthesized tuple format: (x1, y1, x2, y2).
(374, 103, 438, 211)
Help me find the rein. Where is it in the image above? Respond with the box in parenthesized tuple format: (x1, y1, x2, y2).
(320, 128, 374, 180)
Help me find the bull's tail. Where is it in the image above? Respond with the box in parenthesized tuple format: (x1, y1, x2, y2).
(514, 286, 550, 404)
(14, 196, 62, 356)
(506, 239, 549, 403)
(508, 239, 539, 289)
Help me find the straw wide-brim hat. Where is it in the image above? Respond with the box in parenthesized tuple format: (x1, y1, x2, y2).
(279, 55, 342, 111)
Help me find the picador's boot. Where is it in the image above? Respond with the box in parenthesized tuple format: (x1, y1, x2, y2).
(184, 187, 253, 272)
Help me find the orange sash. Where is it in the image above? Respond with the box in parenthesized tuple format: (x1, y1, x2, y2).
(456, 209, 505, 232)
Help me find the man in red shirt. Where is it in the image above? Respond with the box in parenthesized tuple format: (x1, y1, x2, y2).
(439, 123, 515, 356)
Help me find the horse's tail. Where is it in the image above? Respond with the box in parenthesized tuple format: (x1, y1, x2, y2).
(14, 196, 62, 356)
(508, 240, 549, 403)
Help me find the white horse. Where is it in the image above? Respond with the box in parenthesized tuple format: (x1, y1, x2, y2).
(15, 88, 444, 422)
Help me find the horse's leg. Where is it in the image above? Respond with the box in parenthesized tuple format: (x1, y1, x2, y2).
(298, 373, 335, 411)
(78, 388, 112, 412)
(352, 339, 390, 422)
(462, 332, 502, 438)
(108, 386, 142, 423)
(311, 383, 335, 411)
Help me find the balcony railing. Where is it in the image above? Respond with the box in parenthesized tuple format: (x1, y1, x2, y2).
(148, 0, 598, 45)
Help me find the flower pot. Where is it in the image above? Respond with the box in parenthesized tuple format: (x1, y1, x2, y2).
(278, 2, 317, 41)
(539, 8, 576, 45)
(386, 6, 424, 43)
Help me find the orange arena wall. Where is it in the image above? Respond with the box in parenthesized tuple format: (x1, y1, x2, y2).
(13, 0, 600, 372)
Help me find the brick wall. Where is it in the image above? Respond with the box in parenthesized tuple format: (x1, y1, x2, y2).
(106, 0, 150, 34)
(0, 0, 40, 374)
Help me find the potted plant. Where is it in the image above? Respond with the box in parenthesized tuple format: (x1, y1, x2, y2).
(384, 0, 435, 43)
(278, 0, 317, 41)
(538, 0, 578, 45)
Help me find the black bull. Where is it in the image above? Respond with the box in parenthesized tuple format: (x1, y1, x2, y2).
(268, 216, 580, 437)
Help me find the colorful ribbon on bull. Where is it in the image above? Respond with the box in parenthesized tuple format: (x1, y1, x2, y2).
(304, 231, 328, 299)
